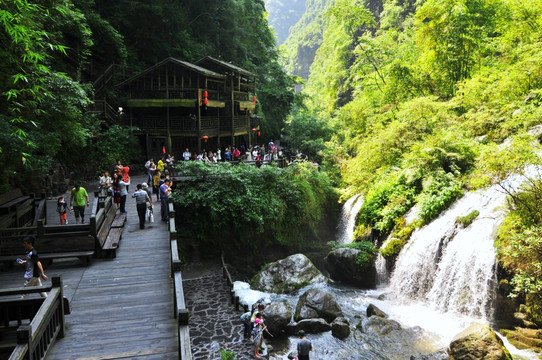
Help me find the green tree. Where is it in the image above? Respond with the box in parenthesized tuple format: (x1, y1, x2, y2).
(415, 0, 499, 95)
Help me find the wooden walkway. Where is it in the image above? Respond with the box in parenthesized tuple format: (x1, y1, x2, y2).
(0, 175, 178, 359)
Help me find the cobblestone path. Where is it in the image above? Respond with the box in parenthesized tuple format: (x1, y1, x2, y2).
(183, 263, 255, 360)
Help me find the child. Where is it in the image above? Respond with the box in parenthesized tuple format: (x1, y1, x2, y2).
(251, 318, 263, 358)
(57, 197, 69, 225)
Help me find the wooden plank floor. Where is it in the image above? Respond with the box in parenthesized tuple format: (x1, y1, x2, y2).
(0, 175, 177, 360)
(45, 175, 177, 360)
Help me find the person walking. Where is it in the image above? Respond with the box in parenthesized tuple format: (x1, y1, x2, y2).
(17, 236, 48, 298)
(160, 178, 172, 222)
(132, 184, 153, 229)
(296, 330, 312, 360)
(70, 183, 89, 224)
(57, 196, 69, 225)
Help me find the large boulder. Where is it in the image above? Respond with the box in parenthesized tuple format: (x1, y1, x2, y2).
(263, 301, 293, 336)
(448, 323, 512, 360)
(331, 317, 351, 339)
(325, 247, 377, 288)
(366, 304, 387, 318)
(252, 254, 326, 294)
(362, 315, 402, 336)
(286, 318, 331, 334)
(295, 288, 343, 323)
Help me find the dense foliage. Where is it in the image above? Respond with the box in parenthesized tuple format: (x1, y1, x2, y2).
(171, 162, 337, 263)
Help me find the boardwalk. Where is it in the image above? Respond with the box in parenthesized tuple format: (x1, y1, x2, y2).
(0, 175, 178, 360)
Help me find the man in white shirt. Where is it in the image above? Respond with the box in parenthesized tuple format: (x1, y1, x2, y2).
(183, 148, 191, 161)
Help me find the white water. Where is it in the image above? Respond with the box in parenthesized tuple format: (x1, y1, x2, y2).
(233, 175, 542, 359)
(389, 184, 506, 319)
(336, 194, 363, 244)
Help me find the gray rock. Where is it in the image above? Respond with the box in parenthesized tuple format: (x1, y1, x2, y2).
(287, 318, 331, 334)
(325, 247, 377, 288)
(362, 315, 402, 336)
(367, 303, 387, 318)
(295, 288, 343, 323)
(252, 253, 326, 294)
(264, 301, 293, 336)
(448, 323, 512, 360)
(331, 317, 350, 339)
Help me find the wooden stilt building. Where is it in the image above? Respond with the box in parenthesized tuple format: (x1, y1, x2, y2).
(116, 57, 258, 159)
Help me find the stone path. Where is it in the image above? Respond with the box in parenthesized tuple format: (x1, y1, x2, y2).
(182, 262, 255, 360)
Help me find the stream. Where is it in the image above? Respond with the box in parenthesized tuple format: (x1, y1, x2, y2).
(234, 173, 542, 359)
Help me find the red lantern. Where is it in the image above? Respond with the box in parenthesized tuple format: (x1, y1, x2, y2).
(204, 91, 208, 98)
(257, 131, 261, 137)
(204, 98, 208, 105)
(252, 128, 257, 133)
(202, 135, 209, 142)
(253, 96, 257, 105)
(162, 146, 166, 154)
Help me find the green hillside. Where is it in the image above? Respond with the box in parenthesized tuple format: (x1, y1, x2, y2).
(283, 0, 542, 331)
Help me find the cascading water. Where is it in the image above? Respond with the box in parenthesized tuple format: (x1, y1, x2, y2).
(389, 186, 501, 319)
(389, 172, 531, 320)
(336, 194, 363, 244)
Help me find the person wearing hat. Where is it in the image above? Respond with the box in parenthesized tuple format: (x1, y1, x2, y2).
(251, 316, 264, 358)
(297, 330, 312, 360)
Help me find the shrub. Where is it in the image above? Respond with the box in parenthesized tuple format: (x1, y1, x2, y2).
(333, 241, 377, 268)
(171, 162, 338, 259)
(417, 171, 463, 223)
(456, 210, 480, 227)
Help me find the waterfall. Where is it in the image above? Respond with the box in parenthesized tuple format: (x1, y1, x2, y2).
(336, 194, 363, 244)
(389, 175, 530, 320)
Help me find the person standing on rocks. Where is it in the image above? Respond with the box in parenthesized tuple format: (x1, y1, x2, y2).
(296, 330, 312, 360)
(251, 317, 264, 358)
(241, 311, 251, 338)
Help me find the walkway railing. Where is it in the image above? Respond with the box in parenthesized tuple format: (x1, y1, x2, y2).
(221, 254, 249, 313)
(3, 277, 66, 360)
(168, 198, 192, 360)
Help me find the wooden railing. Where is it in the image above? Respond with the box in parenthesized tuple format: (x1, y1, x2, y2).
(88, 100, 119, 125)
(167, 199, 192, 360)
(4, 277, 66, 360)
(221, 254, 249, 313)
(0, 193, 45, 230)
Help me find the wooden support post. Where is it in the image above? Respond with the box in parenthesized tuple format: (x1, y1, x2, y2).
(52, 276, 66, 338)
(37, 219, 45, 238)
(235, 296, 240, 311)
(178, 309, 189, 326)
(17, 324, 30, 345)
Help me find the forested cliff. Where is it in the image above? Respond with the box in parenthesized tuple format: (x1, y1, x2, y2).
(282, 0, 542, 341)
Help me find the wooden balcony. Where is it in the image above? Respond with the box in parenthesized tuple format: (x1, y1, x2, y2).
(126, 115, 250, 135)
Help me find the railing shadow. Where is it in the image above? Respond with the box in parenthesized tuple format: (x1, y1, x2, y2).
(2, 276, 66, 360)
(167, 199, 192, 360)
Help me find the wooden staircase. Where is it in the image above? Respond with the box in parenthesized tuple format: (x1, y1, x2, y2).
(89, 64, 132, 126)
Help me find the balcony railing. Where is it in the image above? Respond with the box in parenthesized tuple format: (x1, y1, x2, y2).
(129, 115, 249, 133)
